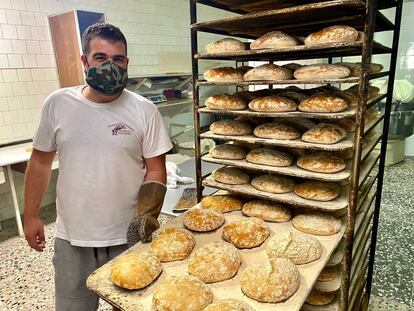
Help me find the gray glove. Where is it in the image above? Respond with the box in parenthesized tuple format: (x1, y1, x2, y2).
(127, 181, 166, 247)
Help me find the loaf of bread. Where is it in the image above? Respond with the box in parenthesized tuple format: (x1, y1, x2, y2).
(209, 143, 246, 160)
(201, 194, 243, 213)
(212, 167, 250, 185)
(336, 62, 384, 77)
(294, 64, 350, 80)
(210, 120, 252, 136)
(249, 95, 297, 112)
(204, 67, 244, 82)
(251, 174, 295, 194)
(304, 25, 358, 46)
(230, 140, 263, 151)
(188, 242, 242, 283)
(240, 258, 300, 302)
(152, 275, 213, 311)
(233, 90, 259, 102)
(244, 64, 292, 81)
(242, 199, 292, 222)
(277, 89, 308, 103)
(298, 92, 348, 113)
(335, 90, 358, 106)
(183, 208, 225, 232)
(250, 31, 300, 49)
(205, 38, 246, 53)
(253, 122, 301, 140)
(110, 252, 162, 289)
(306, 289, 337, 306)
(317, 266, 337, 282)
(203, 299, 254, 311)
(246, 147, 294, 167)
(347, 84, 380, 100)
(302, 123, 347, 144)
(149, 227, 195, 262)
(297, 152, 346, 173)
(292, 212, 342, 236)
(222, 218, 270, 248)
(205, 94, 248, 110)
(294, 180, 340, 201)
(281, 117, 317, 132)
(266, 231, 322, 264)
(283, 63, 303, 72)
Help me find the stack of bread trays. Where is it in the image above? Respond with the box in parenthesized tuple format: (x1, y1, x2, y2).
(190, 1, 400, 310)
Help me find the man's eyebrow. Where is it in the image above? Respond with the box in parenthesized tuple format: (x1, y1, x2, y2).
(92, 52, 107, 57)
(112, 54, 126, 59)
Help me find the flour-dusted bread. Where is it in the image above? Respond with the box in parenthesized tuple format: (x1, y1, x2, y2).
(294, 64, 350, 80)
(251, 174, 295, 194)
(246, 148, 294, 167)
(205, 94, 248, 110)
(294, 180, 340, 201)
(205, 38, 246, 53)
(230, 140, 262, 151)
(233, 90, 259, 102)
(110, 252, 162, 289)
(244, 64, 292, 81)
(253, 122, 301, 140)
(347, 84, 380, 100)
(149, 227, 195, 262)
(283, 63, 303, 72)
(210, 120, 252, 136)
(306, 289, 337, 306)
(204, 67, 244, 82)
(297, 152, 346, 173)
(277, 89, 308, 103)
(304, 25, 358, 46)
(292, 212, 342, 236)
(249, 95, 297, 112)
(266, 231, 322, 265)
(203, 299, 254, 311)
(188, 242, 242, 283)
(152, 275, 213, 311)
(201, 194, 243, 213)
(298, 92, 348, 113)
(209, 144, 246, 160)
(335, 117, 356, 132)
(242, 199, 292, 222)
(317, 266, 337, 282)
(333, 148, 354, 160)
(222, 218, 270, 249)
(183, 208, 225, 232)
(281, 117, 317, 132)
(212, 167, 250, 185)
(335, 90, 358, 106)
(302, 123, 347, 144)
(250, 31, 300, 50)
(336, 62, 384, 77)
(240, 258, 300, 303)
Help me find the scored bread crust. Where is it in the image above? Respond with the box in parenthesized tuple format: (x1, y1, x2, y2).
(249, 95, 297, 112)
(242, 199, 292, 222)
(210, 120, 252, 136)
(304, 25, 358, 46)
(294, 180, 340, 201)
(301, 123, 347, 144)
(204, 67, 244, 82)
(205, 38, 246, 53)
(183, 208, 225, 232)
(294, 64, 350, 80)
(212, 167, 250, 185)
(209, 144, 247, 160)
(292, 212, 342, 236)
(205, 94, 248, 110)
(201, 194, 243, 213)
(250, 31, 300, 50)
(246, 148, 294, 167)
(222, 218, 270, 249)
(253, 122, 301, 140)
(244, 64, 293, 81)
(298, 92, 348, 113)
(317, 266, 337, 282)
(251, 174, 295, 194)
(297, 152, 346, 173)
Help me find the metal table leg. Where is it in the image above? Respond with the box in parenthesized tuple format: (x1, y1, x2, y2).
(6, 165, 24, 236)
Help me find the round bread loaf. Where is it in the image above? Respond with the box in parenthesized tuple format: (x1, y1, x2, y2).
(298, 92, 348, 113)
(317, 266, 337, 282)
(250, 31, 300, 50)
(283, 63, 303, 72)
(253, 122, 301, 140)
(205, 94, 248, 110)
(306, 289, 337, 306)
(222, 218, 270, 248)
(201, 194, 243, 213)
(297, 152, 346, 173)
(249, 95, 297, 112)
(277, 89, 308, 103)
(266, 231, 322, 265)
(210, 120, 252, 136)
(294, 180, 340, 201)
(335, 90, 358, 106)
(205, 38, 246, 53)
(152, 275, 213, 311)
(292, 212, 342, 236)
(242, 199, 292, 222)
(347, 84, 380, 100)
(188, 242, 242, 283)
(203, 299, 254, 311)
(183, 208, 225, 232)
(301, 123, 347, 144)
(240, 258, 300, 302)
(294, 64, 350, 80)
(246, 148, 294, 167)
(336, 62, 384, 77)
(233, 90, 259, 102)
(204, 67, 244, 82)
(209, 144, 246, 160)
(304, 25, 358, 46)
(281, 117, 317, 131)
(251, 174, 295, 194)
(244, 64, 292, 81)
(230, 140, 262, 151)
(333, 148, 354, 160)
(212, 167, 250, 185)
(110, 252, 162, 289)
(149, 227, 195, 262)
(334, 117, 356, 132)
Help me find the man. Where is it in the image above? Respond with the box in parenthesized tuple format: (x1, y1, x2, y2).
(23, 23, 172, 310)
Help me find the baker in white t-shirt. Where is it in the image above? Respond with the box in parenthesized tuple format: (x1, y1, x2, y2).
(23, 23, 172, 311)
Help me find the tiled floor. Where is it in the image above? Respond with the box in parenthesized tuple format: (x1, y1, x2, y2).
(0, 158, 413, 310)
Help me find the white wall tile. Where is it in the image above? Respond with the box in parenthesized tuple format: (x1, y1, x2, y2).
(0, 8, 6, 23)
(26, 40, 41, 54)
(12, 40, 27, 54)
(11, 81, 27, 95)
(5, 9, 21, 24)
(11, 0, 24, 10)
(0, 0, 11, 9)
(26, 81, 41, 95)
(30, 68, 45, 80)
(7, 54, 23, 68)
(0, 69, 2, 82)
(12, 122, 28, 137)
(17, 109, 32, 122)
(0, 39, 13, 53)
(1, 24, 17, 39)
(43, 68, 57, 80)
(2, 69, 18, 82)
(0, 112, 4, 125)
(0, 97, 7, 111)
(17, 68, 32, 81)
(39, 80, 58, 93)
(2, 110, 18, 124)
(38, 0, 52, 13)
(7, 96, 23, 110)
(0, 125, 13, 139)
(34, 12, 48, 27)
(22, 54, 37, 67)
(20, 11, 36, 26)
(0, 82, 12, 96)
(22, 94, 37, 107)
(16, 25, 32, 40)
(25, 0, 40, 12)
(35, 54, 49, 67)
(39, 40, 53, 54)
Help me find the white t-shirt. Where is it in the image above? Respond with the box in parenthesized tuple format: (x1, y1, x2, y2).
(33, 86, 173, 247)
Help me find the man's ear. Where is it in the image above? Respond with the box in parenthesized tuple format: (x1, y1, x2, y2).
(81, 54, 88, 69)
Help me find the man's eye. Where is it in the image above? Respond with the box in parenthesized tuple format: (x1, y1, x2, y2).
(113, 58, 124, 63)
(95, 56, 105, 61)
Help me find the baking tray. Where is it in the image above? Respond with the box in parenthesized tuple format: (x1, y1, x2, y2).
(327, 239, 344, 267)
(301, 296, 340, 311)
(86, 207, 345, 311)
(314, 268, 341, 293)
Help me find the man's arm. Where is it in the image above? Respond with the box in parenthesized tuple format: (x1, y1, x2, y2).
(143, 154, 167, 184)
(24, 148, 56, 251)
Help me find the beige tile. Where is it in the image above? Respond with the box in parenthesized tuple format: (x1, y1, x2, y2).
(0, 8, 6, 23)
(1, 24, 17, 39)
(25, 0, 39, 12)
(10, 0, 25, 10)
(7, 96, 23, 110)
(17, 109, 32, 122)
(0, 39, 12, 53)
(0, 82, 13, 96)
(1, 69, 18, 82)
(31, 26, 49, 41)
(22, 54, 37, 67)
(43, 68, 57, 81)
(12, 122, 28, 137)
(2, 110, 19, 124)
(5, 9, 20, 24)
(25, 40, 41, 54)
(0, 0, 11, 9)
(0, 97, 7, 111)
(30, 68, 45, 80)
(39, 40, 53, 54)
(38, 0, 52, 12)
(0, 125, 13, 139)
(26, 81, 41, 95)
(16, 68, 32, 81)
(12, 39, 27, 54)
(20, 11, 36, 26)
(11, 81, 27, 96)
(0, 112, 4, 125)
(35, 54, 49, 67)
(16, 25, 32, 40)
(7, 54, 23, 68)
(34, 13, 48, 27)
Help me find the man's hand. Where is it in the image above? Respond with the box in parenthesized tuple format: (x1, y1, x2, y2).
(24, 216, 45, 252)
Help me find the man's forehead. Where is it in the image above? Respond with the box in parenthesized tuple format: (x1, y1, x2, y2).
(89, 37, 126, 55)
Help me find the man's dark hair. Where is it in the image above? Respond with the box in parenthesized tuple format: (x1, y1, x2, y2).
(82, 23, 127, 55)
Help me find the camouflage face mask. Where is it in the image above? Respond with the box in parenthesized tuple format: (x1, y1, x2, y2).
(85, 60, 128, 95)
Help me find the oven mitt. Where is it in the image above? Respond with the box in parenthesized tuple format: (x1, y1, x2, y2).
(127, 181, 167, 247)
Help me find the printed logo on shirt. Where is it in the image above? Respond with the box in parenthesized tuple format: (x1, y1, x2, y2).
(109, 123, 134, 136)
